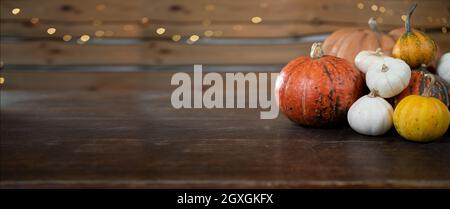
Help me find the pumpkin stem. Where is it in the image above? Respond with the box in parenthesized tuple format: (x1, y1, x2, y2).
(381, 64, 389, 72)
(405, 3, 418, 33)
(310, 42, 324, 59)
(368, 17, 380, 33)
(368, 90, 379, 98)
(423, 74, 436, 97)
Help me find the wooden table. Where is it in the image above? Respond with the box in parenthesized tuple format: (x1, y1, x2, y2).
(1, 71, 450, 188)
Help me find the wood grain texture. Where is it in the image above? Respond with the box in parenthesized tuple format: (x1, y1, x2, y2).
(1, 71, 450, 188)
(1, 0, 447, 24)
(1, 32, 449, 65)
(0, 40, 312, 65)
(0, 0, 448, 38)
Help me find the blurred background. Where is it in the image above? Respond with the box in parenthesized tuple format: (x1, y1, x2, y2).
(0, 0, 448, 74)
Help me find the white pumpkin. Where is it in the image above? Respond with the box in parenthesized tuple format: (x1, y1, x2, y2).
(354, 48, 386, 74)
(366, 57, 411, 98)
(347, 91, 394, 136)
(437, 53, 450, 83)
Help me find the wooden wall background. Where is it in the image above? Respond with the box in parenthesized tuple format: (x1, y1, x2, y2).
(0, 0, 449, 66)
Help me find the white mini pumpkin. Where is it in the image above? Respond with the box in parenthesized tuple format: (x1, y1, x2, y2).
(354, 48, 386, 74)
(437, 53, 450, 83)
(347, 91, 394, 136)
(366, 57, 411, 98)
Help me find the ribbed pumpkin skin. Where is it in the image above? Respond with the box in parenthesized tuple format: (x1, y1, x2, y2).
(322, 28, 395, 65)
(392, 31, 437, 69)
(276, 55, 364, 126)
(393, 95, 450, 142)
(394, 68, 450, 108)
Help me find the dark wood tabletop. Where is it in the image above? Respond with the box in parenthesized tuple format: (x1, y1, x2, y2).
(1, 70, 449, 189)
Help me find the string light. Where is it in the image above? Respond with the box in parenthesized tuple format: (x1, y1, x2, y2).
(11, 8, 21, 15)
(189, 35, 200, 42)
(251, 16, 262, 24)
(379, 6, 386, 13)
(172, 34, 181, 42)
(30, 17, 39, 24)
(371, 5, 378, 12)
(442, 26, 448, 34)
(357, 3, 364, 9)
(80, 35, 90, 42)
(442, 17, 448, 24)
(204, 30, 214, 37)
(62, 35, 72, 42)
(0, 77, 4, 85)
(95, 30, 105, 37)
(156, 27, 166, 35)
(47, 28, 56, 35)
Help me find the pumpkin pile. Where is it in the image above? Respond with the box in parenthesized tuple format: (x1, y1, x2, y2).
(277, 3, 449, 142)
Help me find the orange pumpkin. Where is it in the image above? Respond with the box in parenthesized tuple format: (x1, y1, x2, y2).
(322, 17, 395, 65)
(392, 3, 438, 69)
(275, 42, 365, 126)
(394, 65, 450, 108)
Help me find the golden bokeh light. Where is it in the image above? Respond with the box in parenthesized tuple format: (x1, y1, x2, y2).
(233, 25, 243, 31)
(80, 35, 90, 42)
(95, 30, 105, 37)
(11, 8, 21, 15)
(376, 17, 383, 23)
(371, 5, 378, 11)
(62, 35, 72, 42)
(141, 17, 149, 24)
(214, 30, 223, 37)
(30, 17, 39, 24)
(251, 16, 262, 24)
(204, 30, 214, 37)
(357, 3, 364, 10)
(156, 27, 166, 35)
(172, 34, 181, 42)
(0, 77, 4, 85)
(379, 6, 386, 13)
(104, 30, 115, 37)
(401, 15, 407, 22)
(47, 28, 56, 35)
(189, 35, 200, 42)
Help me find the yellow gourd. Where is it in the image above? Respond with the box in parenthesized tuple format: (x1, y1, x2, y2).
(393, 74, 450, 142)
(392, 3, 437, 69)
